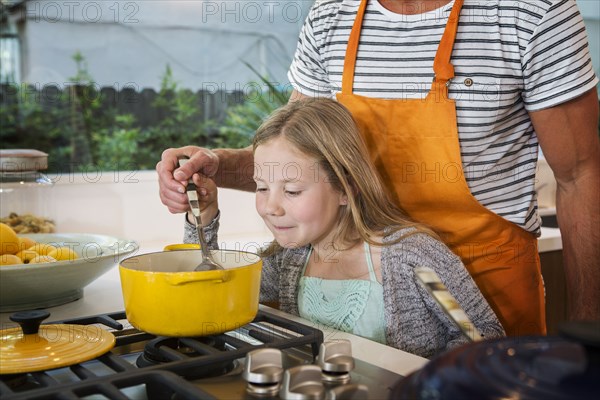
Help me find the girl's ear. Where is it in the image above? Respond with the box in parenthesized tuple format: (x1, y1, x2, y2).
(339, 175, 357, 206)
(339, 193, 349, 206)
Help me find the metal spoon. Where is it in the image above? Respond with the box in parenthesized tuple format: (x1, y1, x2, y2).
(178, 157, 223, 271)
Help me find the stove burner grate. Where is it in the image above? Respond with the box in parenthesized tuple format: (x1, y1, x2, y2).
(136, 336, 236, 379)
(0, 309, 324, 400)
(0, 369, 216, 400)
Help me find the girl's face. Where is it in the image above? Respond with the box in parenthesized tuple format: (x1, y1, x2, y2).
(253, 137, 348, 249)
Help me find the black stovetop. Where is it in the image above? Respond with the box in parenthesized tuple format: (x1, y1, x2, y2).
(0, 309, 404, 399)
(0, 309, 324, 400)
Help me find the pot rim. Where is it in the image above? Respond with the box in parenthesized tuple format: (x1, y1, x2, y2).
(119, 248, 262, 274)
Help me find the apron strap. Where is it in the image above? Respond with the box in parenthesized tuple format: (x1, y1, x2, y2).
(343, 0, 463, 95)
(341, 0, 369, 94)
(432, 0, 464, 86)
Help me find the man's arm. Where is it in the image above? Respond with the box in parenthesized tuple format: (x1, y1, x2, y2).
(530, 88, 600, 321)
(210, 90, 310, 191)
(211, 146, 256, 191)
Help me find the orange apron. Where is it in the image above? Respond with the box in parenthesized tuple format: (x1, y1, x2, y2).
(336, 0, 545, 336)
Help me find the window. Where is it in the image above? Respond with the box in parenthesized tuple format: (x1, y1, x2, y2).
(0, 10, 21, 83)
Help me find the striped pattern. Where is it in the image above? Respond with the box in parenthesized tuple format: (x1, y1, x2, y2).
(288, 0, 598, 233)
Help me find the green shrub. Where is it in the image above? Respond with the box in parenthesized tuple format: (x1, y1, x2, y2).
(216, 63, 290, 147)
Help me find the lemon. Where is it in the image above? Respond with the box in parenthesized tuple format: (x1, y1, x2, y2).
(0, 223, 20, 255)
(48, 247, 79, 262)
(16, 249, 40, 264)
(0, 254, 23, 266)
(18, 236, 37, 252)
(28, 243, 58, 256)
(29, 255, 57, 264)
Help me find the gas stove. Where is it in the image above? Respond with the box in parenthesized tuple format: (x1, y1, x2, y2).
(0, 308, 405, 399)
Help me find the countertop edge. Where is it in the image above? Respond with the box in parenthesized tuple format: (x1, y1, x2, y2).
(538, 227, 562, 253)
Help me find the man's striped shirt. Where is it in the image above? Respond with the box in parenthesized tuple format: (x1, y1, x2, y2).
(288, 0, 598, 234)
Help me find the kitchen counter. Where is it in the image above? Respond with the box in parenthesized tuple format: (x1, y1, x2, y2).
(0, 242, 428, 378)
(538, 227, 562, 253)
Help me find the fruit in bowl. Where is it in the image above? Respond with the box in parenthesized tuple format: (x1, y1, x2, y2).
(0, 228, 138, 312)
(0, 223, 82, 265)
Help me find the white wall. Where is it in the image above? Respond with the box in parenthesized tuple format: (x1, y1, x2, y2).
(579, 0, 600, 83)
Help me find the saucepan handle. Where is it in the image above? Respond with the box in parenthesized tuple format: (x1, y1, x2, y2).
(166, 270, 231, 285)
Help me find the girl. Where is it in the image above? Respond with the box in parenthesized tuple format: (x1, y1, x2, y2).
(183, 98, 504, 358)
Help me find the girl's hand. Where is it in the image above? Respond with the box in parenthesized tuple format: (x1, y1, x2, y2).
(187, 173, 219, 226)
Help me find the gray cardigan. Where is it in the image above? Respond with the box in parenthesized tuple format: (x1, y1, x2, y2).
(184, 215, 504, 359)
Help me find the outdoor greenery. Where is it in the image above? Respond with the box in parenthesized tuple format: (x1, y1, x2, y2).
(214, 63, 291, 148)
(0, 54, 290, 172)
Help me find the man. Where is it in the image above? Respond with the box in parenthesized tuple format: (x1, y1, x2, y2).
(157, 0, 599, 336)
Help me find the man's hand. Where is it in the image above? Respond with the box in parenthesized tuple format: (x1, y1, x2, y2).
(156, 146, 219, 214)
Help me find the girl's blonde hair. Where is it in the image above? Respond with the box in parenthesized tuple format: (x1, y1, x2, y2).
(253, 98, 435, 250)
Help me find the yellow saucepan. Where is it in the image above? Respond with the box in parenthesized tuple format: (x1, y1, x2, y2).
(119, 249, 262, 337)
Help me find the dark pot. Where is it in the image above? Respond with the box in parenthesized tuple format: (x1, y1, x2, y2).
(390, 321, 600, 399)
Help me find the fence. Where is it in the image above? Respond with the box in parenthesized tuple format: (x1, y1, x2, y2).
(0, 83, 248, 128)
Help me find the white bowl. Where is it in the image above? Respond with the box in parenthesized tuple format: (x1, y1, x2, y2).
(0, 233, 138, 312)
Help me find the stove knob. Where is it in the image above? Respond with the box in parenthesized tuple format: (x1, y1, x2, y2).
(244, 348, 284, 383)
(325, 384, 369, 400)
(280, 365, 325, 400)
(317, 340, 354, 384)
(243, 348, 283, 397)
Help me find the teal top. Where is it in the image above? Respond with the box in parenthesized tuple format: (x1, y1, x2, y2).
(297, 243, 386, 344)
